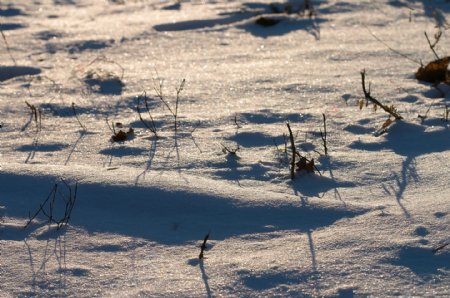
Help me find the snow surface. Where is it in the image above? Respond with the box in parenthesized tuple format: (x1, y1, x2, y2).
(1, 0, 450, 297)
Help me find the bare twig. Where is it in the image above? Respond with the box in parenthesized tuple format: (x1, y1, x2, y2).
(424, 30, 441, 60)
(0, 26, 16, 65)
(361, 70, 403, 120)
(234, 114, 242, 129)
(136, 91, 158, 137)
(320, 113, 328, 156)
(418, 101, 434, 122)
(221, 143, 240, 155)
(366, 27, 422, 66)
(25, 101, 42, 132)
(286, 122, 296, 179)
(153, 78, 185, 134)
(433, 242, 449, 254)
(24, 181, 78, 230)
(443, 104, 449, 122)
(71, 102, 87, 131)
(174, 79, 185, 133)
(199, 232, 210, 259)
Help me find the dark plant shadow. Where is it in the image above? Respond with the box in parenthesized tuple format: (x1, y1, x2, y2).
(0, 66, 41, 82)
(153, 2, 323, 38)
(18, 229, 89, 297)
(0, 23, 25, 30)
(388, 0, 450, 26)
(236, 230, 321, 295)
(65, 131, 95, 165)
(83, 77, 124, 95)
(209, 153, 274, 185)
(237, 15, 323, 39)
(46, 39, 113, 55)
(388, 246, 450, 276)
(349, 121, 450, 217)
(187, 258, 213, 297)
(153, 11, 255, 32)
(135, 137, 159, 185)
(241, 110, 313, 124)
(17, 142, 69, 153)
(291, 174, 356, 198)
(226, 131, 285, 148)
(0, 172, 369, 244)
(0, 6, 26, 17)
(199, 260, 213, 298)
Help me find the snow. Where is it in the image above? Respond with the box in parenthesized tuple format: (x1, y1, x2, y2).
(1, 0, 450, 296)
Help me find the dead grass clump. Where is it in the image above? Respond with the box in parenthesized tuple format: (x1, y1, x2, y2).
(107, 121, 134, 142)
(153, 77, 185, 134)
(24, 180, 78, 230)
(286, 122, 320, 179)
(359, 70, 403, 136)
(136, 91, 158, 137)
(221, 143, 240, 156)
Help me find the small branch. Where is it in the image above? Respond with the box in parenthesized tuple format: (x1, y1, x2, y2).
(136, 91, 158, 137)
(320, 113, 328, 156)
(286, 122, 296, 179)
(24, 184, 58, 229)
(221, 143, 240, 155)
(174, 79, 185, 134)
(418, 101, 434, 122)
(25, 101, 42, 132)
(360, 70, 403, 120)
(199, 232, 210, 259)
(366, 27, 422, 66)
(233, 114, 242, 129)
(433, 242, 449, 254)
(443, 104, 449, 122)
(24, 181, 78, 230)
(71, 102, 87, 132)
(153, 78, 185, 134)
(0, 26, 17, 66)
(424, 30, 441, 60)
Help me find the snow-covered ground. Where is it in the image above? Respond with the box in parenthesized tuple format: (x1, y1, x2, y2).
(1, 0, 450, 296)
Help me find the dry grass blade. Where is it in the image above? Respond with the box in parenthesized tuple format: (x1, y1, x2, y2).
(0, 26, 16, 66)
(199, 232, 210, 259)
(286, 122, 296, 179)
(360, 70, 403, 120)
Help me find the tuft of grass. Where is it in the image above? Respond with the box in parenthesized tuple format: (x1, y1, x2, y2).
(24, 180, 78, 230)
(136, 91, 158, 137)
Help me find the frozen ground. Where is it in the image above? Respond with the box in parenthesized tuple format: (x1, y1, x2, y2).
(0, 0, 450, 297)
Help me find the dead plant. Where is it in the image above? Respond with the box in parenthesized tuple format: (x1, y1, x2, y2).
(106, 119, 134, 142)
(136, 90, 158, 137)
(199, 232, 210, 259)
(153, 77, 185, 134)
(24, 180, 78, 230)
(360, 70, 403, 135)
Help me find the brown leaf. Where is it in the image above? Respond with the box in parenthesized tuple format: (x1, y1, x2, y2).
(112, 130, 127, 142)
(296, 157, 315, 173)
(415, 57, 450, 84)
(359, 100, 364, 110)
(381, 118, 394, 129)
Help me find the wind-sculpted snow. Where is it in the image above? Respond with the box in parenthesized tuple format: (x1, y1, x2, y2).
(1, 0, 450, 297)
